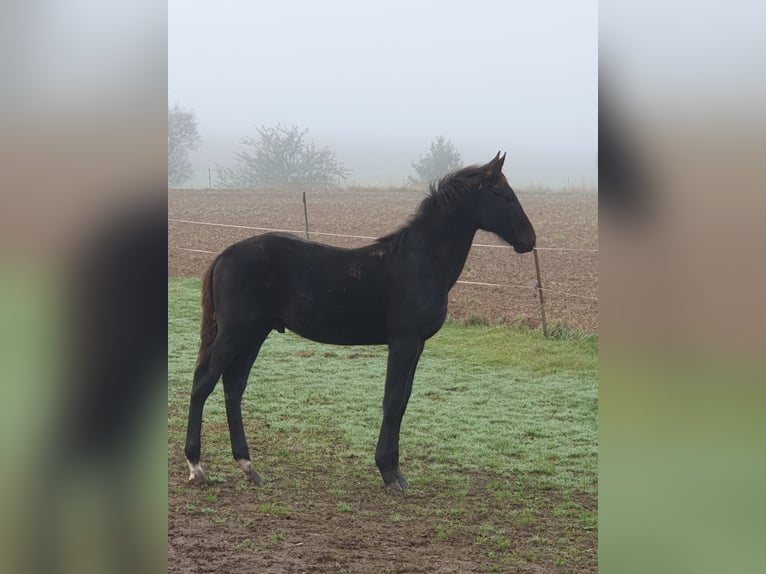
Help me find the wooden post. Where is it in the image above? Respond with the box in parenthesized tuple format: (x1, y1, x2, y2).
(533, 248, 549, 337)
(302, 191, 310, 240)
(208, 168, 212, 189)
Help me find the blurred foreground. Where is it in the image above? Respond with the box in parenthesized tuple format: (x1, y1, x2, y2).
(600, 2, 766, 571)
(0, 2, 166, 573)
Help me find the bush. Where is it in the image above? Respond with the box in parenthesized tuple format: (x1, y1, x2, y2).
(409, 136, 462, 184)
(216, 124, 350, 188)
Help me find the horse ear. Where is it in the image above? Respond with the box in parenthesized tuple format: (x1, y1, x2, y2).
(486, 151, 506, 179)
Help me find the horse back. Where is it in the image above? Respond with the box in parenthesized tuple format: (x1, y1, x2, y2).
(212, 233, 390, 345)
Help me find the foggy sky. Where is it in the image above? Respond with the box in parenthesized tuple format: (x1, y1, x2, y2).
(169, 0, 597, 188)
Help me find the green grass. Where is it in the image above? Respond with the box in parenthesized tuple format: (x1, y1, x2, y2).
(336, 502, 353, 513)
(168, 276, 597, 494)
(258, 501, 290, 516)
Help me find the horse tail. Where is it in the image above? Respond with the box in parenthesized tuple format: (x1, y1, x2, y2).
(196, 258, 218, 367)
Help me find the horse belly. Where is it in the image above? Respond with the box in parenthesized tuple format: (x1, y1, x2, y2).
(286, 308, 387, 345)
(279, 287, 388, 345)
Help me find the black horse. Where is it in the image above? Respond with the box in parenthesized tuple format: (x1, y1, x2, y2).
(184, 152, 536, 493)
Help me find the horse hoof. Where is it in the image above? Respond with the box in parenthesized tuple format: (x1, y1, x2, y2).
(238, 459, 264, 486)
(396, 473, 411, 490)
(188, 468, 207, 486)
(385, 481, 404, 495)
(245, 468, 264, 486)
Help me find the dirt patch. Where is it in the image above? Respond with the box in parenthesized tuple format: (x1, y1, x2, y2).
(168, 454, 596, 574)
(168, 188, 597, 332)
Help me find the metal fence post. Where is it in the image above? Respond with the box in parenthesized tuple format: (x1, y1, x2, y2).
(533, 248, 549, 337)
(302, 192, 310, 240)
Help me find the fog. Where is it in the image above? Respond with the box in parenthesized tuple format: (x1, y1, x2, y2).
(169, 0, 597, 188)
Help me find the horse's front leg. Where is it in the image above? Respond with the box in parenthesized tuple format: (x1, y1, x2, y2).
(375, 337, 424, 494)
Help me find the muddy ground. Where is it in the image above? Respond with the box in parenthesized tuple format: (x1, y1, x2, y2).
(168, 460, 596, 574)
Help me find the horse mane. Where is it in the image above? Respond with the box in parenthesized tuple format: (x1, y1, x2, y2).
(376, 164, 486, 251)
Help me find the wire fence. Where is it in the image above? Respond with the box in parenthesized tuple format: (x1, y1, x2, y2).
(168, 218, 598, 254)
(169, 212, 598, 334)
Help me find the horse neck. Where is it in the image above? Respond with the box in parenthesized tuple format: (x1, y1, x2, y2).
(410, 206, 478, 290)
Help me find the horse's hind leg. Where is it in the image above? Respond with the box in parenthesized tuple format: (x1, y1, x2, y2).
(222, 327, 270, 485)
(184, 330, 246, 485)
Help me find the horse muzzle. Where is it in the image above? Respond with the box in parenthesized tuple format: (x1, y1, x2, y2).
(513, 240, 535, 254)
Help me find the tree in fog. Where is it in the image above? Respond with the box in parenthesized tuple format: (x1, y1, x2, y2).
(216, 124, 350, 188)
(409, 136, 463, 184)
(168, 103, 201, 187)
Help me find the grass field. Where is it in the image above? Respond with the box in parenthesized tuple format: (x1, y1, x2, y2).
(168, 276, 598, 572)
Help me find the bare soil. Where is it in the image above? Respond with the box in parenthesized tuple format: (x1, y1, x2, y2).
(168, 188, 597, 332)
(168, 445, 597, 574)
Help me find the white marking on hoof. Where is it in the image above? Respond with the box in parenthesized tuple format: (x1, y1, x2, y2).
(237, 459, 264, 485)
(186, 459, 206, 485)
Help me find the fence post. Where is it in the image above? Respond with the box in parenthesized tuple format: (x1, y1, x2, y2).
(533, 248, 549, 337)
(302, 191, 310, 240)
(208, 168, 212, 189)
